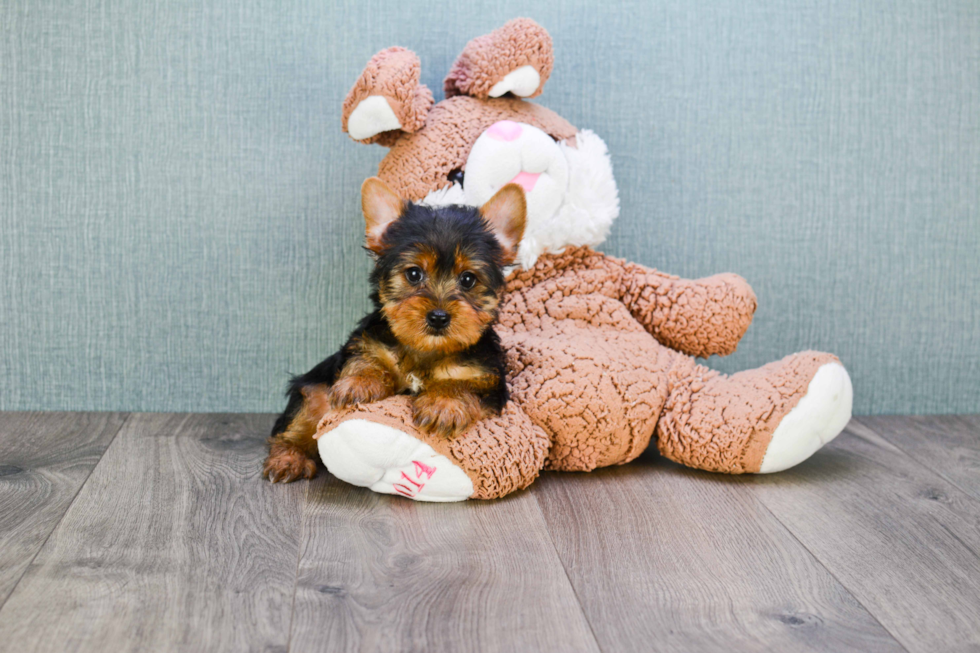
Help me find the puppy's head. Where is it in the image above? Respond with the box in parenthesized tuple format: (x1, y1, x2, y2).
(361, 177, 526, 354)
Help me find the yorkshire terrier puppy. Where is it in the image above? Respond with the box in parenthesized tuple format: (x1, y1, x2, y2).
(263, 177, 526, 483)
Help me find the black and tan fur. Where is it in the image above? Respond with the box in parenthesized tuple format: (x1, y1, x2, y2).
(263, 178, 526, 482)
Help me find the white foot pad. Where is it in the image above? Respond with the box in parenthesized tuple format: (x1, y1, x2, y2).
(759, 362, 854, 473)
(318, 419, 474, 502)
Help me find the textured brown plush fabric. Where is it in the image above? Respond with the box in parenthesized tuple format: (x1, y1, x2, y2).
(341, 47, 434, 146)
(326, 18, 845, 499)
(500, 246, 762, 472)
(620, 262, 758, 358)
(318, 246, 831, 496)
(444, 18, 554, 100)
(378, 96, 576, 201)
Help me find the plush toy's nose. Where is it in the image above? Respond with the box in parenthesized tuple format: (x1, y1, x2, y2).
(426, 309, 451, 330)
(486, 120, 523, 141)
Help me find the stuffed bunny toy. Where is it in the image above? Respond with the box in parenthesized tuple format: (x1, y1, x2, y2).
(313, 18, 853, 501)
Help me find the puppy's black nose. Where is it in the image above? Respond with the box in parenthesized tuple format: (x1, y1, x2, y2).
(426, 309, 451, 330)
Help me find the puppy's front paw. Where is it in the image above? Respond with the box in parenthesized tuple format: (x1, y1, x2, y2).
(412, 392, 484, 437)
(328, 375, 391, 409)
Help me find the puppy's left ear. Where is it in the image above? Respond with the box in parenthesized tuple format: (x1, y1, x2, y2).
(361, 177, 405, 254)
(479, 184, 526, 265)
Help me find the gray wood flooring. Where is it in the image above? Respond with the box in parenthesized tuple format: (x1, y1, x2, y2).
(0, 413, 977, 652)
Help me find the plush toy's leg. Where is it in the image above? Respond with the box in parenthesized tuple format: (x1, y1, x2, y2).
(657, 351, 852, 473)
(315, 396, 550, 501)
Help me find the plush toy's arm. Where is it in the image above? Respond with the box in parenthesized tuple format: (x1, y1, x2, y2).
(618, 260, 757, 358)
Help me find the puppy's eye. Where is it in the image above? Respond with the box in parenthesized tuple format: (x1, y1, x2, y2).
(458, 271, 477, 290)
(405, 267, 424, 285)
(448, 168, 465, 186)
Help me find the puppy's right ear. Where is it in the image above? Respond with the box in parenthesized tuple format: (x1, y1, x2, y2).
(361, 177, 404, 254)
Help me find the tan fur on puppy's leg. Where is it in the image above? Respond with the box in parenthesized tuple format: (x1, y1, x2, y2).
(263, 385, 329, 483)
(328, 374, 392, 409)
(412, 383, 488, 437)
(327, 349, 397, 410)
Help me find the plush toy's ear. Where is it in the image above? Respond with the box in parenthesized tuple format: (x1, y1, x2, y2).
(444, 18, 554, 100)
(343, 47, 434, 146)
(479, 184, 526, 265)
(361, 177, 405, 253)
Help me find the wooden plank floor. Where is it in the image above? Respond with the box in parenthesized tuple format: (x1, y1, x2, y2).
(1, 413, 978, 652)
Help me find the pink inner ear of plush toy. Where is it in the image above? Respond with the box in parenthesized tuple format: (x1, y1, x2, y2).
(444, 17, 554, 100)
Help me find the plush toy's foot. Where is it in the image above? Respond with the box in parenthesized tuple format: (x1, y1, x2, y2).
(658, 351, 852, 474)
(318, 419, 474, 502)
(315, 396, 549, 501)
(758, 362, 852, 473)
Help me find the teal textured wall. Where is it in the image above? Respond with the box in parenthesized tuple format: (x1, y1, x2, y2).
(1, 0, 977, 414)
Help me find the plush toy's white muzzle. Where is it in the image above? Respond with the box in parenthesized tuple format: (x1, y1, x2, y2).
(464, 121, 569, 228)
(422, 124, 619, 270)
